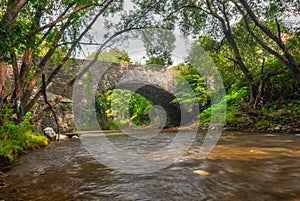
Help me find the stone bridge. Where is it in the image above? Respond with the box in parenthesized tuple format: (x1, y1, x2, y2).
(38, 60, 198, 132)
(72, 61, 198, 130)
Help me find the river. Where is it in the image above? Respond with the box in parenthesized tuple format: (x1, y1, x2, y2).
(1, 131, 300, 201)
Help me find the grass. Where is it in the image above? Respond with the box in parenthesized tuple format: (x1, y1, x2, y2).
(0, 111, 49, 162)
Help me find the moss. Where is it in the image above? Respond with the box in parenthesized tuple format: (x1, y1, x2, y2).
(60, 103, 70, 111)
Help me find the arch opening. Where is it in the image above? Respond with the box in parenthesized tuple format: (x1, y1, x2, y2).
(95, 83, 183, 130)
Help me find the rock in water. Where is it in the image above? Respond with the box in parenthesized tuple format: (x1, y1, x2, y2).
(193, 170, 210, 176)
(59, 134, 69, 140)
(43, 127, 58, 141)
(43, 127, 70, 140)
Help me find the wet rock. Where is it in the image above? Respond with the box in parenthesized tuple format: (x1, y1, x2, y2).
(280, 125, 293, 133)
(208, 124, 223, 130)
(72, 135, 79, 139)
(274, 125, 282, 131)
(268, 124, 299, 133)
(43, 128, 69, 140)
(43, 127, 58, 141)
(295, 134, 300, 136)
(59, 134, 69, 140)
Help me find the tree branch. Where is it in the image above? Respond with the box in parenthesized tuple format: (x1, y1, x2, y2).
(30, 0, 158, 123)
(239, 0, 300, 82)
(23, 16, 75, 108)
(206, 0, 256, 104)
(0, 0, 29, 24)
(233, 1, 290, 68)
(42, 74, 60, 139)
(26, 0, 114, 113)
(31, 22, 150, 123)
(275, 18, 281, 40)
(164, 4, 210, 21)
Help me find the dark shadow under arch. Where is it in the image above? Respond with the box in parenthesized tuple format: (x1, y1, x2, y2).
(116, 82, 182, 127)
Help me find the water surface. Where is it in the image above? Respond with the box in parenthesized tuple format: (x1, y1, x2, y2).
(1, 131, 300, 200)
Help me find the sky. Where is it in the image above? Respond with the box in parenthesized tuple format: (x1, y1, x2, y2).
(78, 21, 193, 66)
(76, 0, 300, 66)
(77, 1, 194, 66)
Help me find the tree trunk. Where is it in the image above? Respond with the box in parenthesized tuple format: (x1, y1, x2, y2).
(42, 74, 60, 140)
(225, 35, 257, 106)
(206, 0, 257, 107)
(0, 0, 29, 58)
(254, 79, 264, 109)
(239, 0, 300, 83)
(0, 62, 7, 98)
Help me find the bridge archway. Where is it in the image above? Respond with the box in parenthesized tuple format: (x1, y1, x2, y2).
(73, 61, 198, 130)
(115, 82, 181, 127)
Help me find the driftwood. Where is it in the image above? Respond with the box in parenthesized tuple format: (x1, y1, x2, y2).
(42, 74, 60, 140)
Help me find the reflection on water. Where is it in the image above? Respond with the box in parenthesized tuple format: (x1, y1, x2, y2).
(1, 131, 300, 200)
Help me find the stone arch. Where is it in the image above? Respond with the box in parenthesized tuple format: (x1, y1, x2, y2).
(41, 61, 198, 131)
(95, 62, 184, 127)
(116, 82, 181, 127)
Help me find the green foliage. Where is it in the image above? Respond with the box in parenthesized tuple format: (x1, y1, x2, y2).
(226, 82, 249, 105)
(0, 108, 48, 161)
(141, 28, 176, 66)
(95, 89, 152, 129)
(254, 100, 300, 129)
(60, 103, 70, 111)
(88, 48, 132, 64)
(199, 81, 249, 128)
(145, 56, 167, 70)
(199, 107, 212, 127)
(146, 56, 165, 66)
(173, 63, 209, 111)
(129, 93, 152, 126)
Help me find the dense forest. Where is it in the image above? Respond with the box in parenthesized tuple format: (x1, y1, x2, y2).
(0, 0, 299, 161)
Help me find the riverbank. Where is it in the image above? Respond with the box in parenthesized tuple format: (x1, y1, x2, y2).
(0, 132, 49, 172)
(199, 99, 300, 133)
(0, 113, 49, 172)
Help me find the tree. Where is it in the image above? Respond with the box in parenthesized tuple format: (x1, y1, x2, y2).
(141, 28, 176, 66)
(88, 48, 132, 64)
(172, 63, 209, 111)
(238, 0, 300, 82)
(0, 0, 163, 125)
(154, 0, 300, 107)
(0, 0, 117, 122)
(95, 89, 152, 129)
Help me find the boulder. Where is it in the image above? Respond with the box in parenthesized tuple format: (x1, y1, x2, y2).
(43, 127, 71, 140)
(59, 134, 69, 140)
(43, 127, 58, 140)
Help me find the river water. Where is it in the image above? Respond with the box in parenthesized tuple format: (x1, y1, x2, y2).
(1, 131, 300, 201)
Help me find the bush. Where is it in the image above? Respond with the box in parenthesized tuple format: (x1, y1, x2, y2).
(254, 99, 300, 129)
(0, 107, 49, 161)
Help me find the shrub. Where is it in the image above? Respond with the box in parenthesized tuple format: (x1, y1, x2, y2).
(0, 107, 49, 161)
